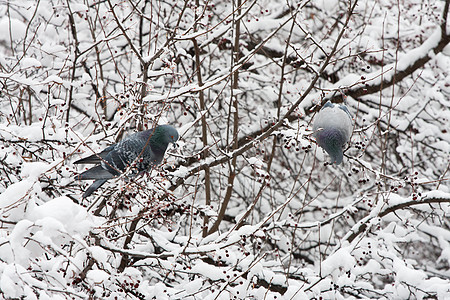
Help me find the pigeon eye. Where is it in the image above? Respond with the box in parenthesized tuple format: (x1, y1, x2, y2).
(171, 135, 174, 139)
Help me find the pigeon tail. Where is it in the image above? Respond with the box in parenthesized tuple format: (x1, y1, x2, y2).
(82, 179, 107, 198)
(329, 149, 344, 165)
(74, 154, 104, 165)
(74, 146, 114, 165)
(76, 165, 115, 180)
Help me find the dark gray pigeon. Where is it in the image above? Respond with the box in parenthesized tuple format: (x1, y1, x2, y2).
(313, 101, 353, 165)
(75, 124, 179, 198)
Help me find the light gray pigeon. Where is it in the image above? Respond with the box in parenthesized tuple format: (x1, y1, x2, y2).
(75, 124, 179, 198)
(313, 101, 352, 165)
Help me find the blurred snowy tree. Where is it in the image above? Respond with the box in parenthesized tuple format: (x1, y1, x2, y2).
(0, 0, 449, 298)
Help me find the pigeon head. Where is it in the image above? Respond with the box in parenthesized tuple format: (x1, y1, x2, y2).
(313, 101, 353, 165)
(150, 124, 179, 147)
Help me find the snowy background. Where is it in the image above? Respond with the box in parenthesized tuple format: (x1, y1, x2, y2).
(0, 0, 449, 299)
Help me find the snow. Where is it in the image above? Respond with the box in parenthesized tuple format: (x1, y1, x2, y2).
(315, 0, 339, 13)
(41, 43, 67, 55)
(86, 270, 110, 285)
(20, 162, 51, 179)
(0, 180, 34, 220)
(171, 165, 189, 177)
(42, 75, 63, 85)
(182, 278, 203, 294)
(70, 3, 88, 13)
(20, 57, 42, 69)
(321, 247, 356, 277)
(88, 246, 109, 266)
(0, 18, 26, 42)
(27, 196, 100, 235)
(0, 264, 23, 299)
(393, 258, 426, 285)
(50, 98, 66, 106)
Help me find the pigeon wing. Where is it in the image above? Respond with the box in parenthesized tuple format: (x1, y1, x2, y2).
(101, 131, 159, 175)
(74, 144, 116, 165)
